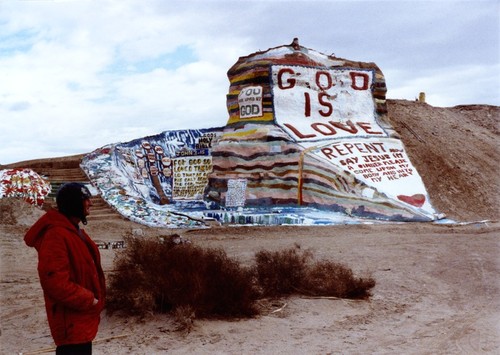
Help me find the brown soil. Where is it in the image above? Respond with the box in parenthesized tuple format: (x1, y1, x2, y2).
(386, 100, 499, 221)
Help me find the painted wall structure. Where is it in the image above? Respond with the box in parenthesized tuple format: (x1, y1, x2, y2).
(0, 168, 51, 207)
(81, 40, 440, 227)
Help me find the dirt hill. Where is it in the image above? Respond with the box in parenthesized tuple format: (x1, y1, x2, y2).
(386, 100, 499, 221)
(2, 99, 499, 222)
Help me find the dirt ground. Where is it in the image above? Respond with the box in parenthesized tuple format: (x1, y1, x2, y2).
(1, 199, 499, 354)
(1, 100, 499, 354)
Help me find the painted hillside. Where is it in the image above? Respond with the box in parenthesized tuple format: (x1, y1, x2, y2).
(206, 40, 436, 223)
(1, 100, 498, 224)
(2, 41, 498, 227)
(74, 40, 440, 227)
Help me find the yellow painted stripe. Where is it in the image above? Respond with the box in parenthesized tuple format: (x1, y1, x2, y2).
(221, 128, 259, 138)
(230, 70, 269, 83)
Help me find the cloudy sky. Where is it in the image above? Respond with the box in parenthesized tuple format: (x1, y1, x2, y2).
(1, 0, 498, 164)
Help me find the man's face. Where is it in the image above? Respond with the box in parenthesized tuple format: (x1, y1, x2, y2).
(83, 198, 92, 216)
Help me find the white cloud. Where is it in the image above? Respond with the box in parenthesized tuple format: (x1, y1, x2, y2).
(0, 0, 498, 164)
(386, 63, 500, 107)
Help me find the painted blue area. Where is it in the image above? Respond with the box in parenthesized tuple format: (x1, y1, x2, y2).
(82, 127, 224, 228)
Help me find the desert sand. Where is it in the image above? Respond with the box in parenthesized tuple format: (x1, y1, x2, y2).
(1, 100, 499, 354)
(1, 209, 499, 354)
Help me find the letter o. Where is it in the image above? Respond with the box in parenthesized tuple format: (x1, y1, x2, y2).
(316, 71, 332, 90)
(311, 122, 336, 136)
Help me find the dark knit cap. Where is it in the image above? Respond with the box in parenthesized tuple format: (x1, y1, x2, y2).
(56, 183, 92, 225)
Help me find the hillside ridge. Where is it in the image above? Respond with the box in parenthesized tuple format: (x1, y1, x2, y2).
(2, 99, 498, 222)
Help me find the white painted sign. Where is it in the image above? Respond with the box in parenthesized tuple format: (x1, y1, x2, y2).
(312, 138, 435, 213)
(271, 65, 387, 142)
(226, 179, 247, 207)
(238, 86, 263, 119)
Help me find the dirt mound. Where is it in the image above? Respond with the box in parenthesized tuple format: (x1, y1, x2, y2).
(0, 198, 46, 226)
(387, 100, 499, 221)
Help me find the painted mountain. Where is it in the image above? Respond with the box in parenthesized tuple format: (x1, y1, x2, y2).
(81, 40, 439, 227)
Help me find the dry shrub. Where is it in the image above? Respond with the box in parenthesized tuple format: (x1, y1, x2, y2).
(255, 245, 375, 300)
(173, 305, 196, 334)
(106, 237, 162, 316)
(301, 260, 375, 299)
(106, 235, 259, 319)
(107, 239, 375, 324)
(254, 244, 312, 297)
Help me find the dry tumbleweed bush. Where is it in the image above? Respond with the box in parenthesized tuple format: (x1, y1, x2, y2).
(107, 237, 375, 326)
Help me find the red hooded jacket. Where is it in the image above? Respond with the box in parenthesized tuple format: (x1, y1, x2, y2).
(24, 209, 106, 346)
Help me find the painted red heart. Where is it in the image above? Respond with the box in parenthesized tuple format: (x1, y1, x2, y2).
(397, 194, 425, 208)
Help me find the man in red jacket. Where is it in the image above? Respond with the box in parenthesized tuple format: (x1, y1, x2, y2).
(25, 183, 106, 355)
